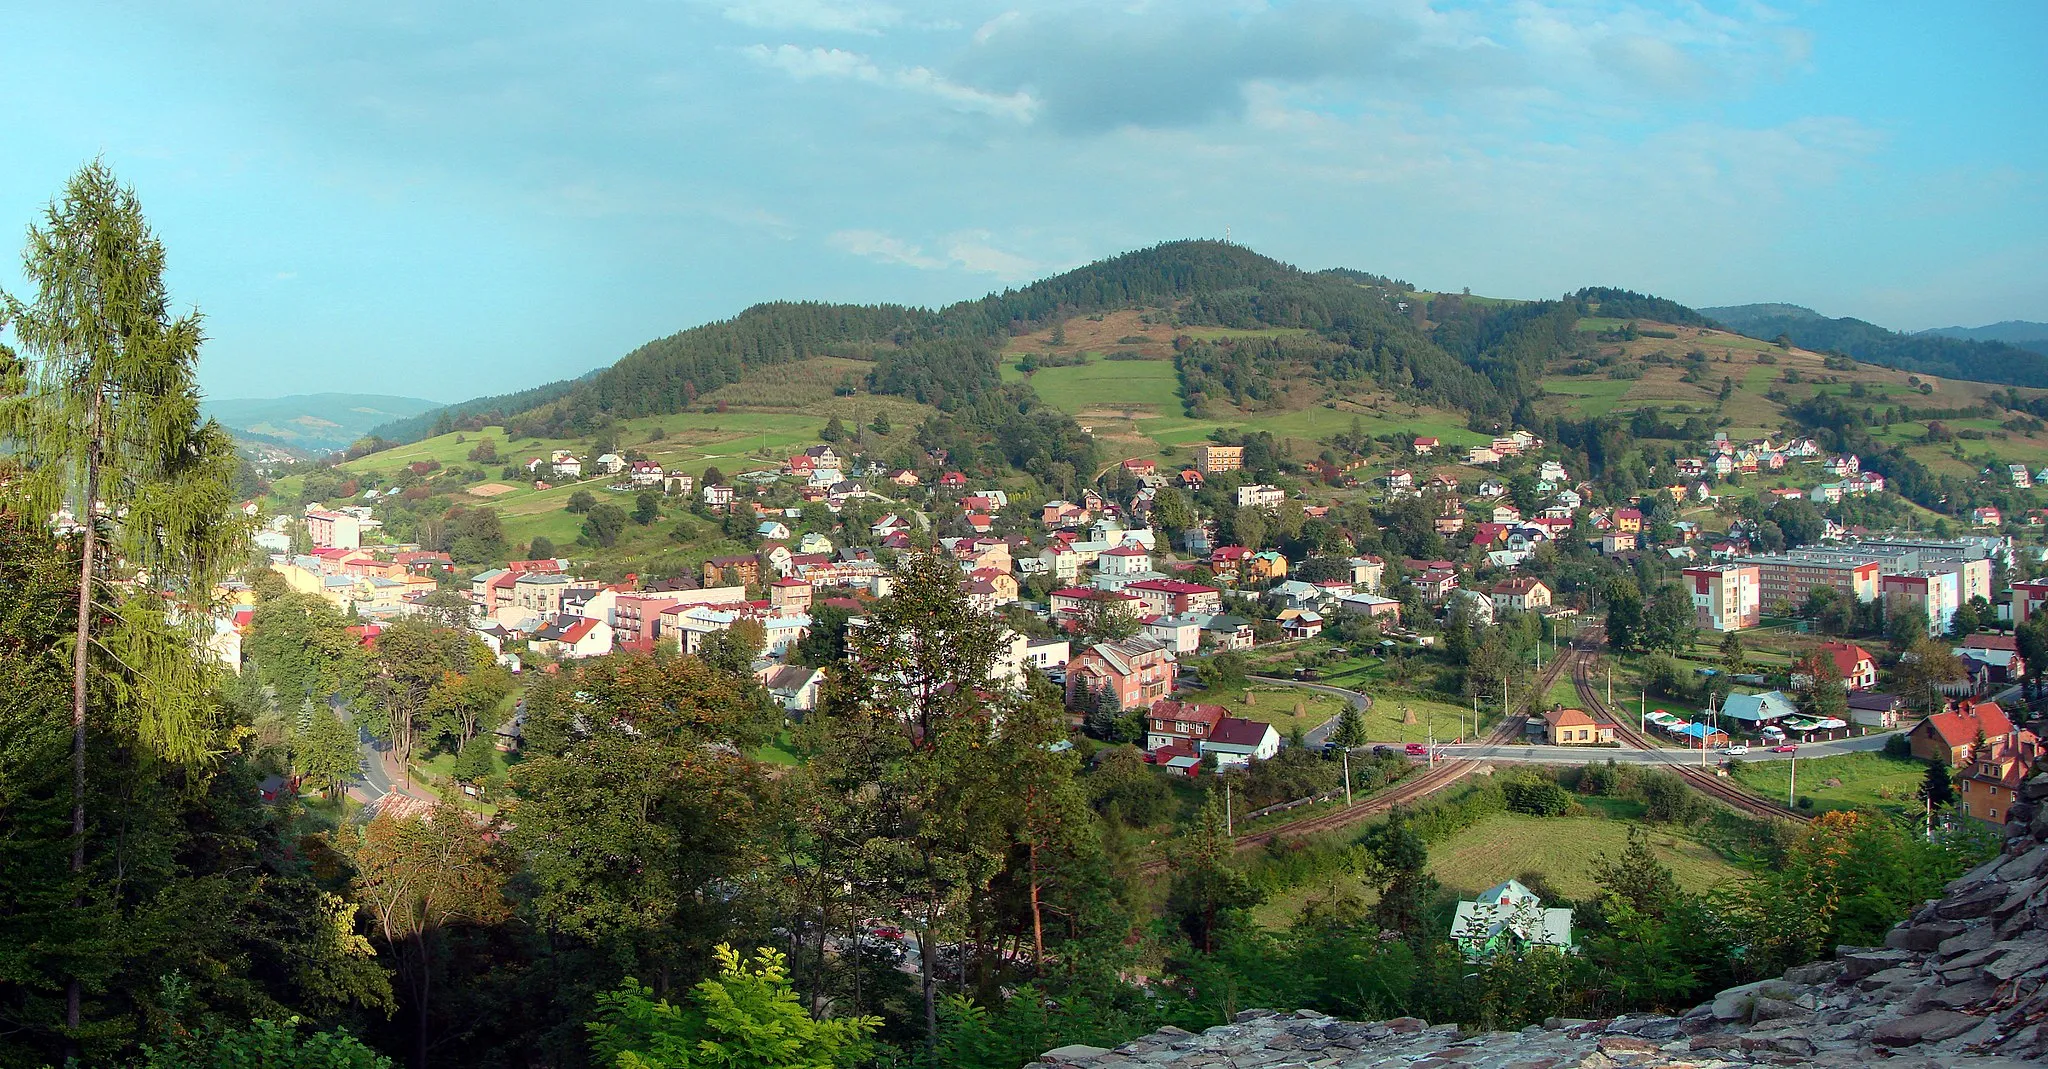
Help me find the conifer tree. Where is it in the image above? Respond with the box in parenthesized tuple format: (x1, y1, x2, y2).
(0, 162, 245, 1033)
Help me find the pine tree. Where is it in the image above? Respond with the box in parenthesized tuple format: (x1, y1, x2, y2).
(1, 162, 245, 1034)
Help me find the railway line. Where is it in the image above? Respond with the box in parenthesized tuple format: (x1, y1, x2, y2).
(1568, 626, 1810, 824)
(1138, 626, 1589, 875)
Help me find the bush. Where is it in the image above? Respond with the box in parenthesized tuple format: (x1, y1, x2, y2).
(1502, 776, 1574, 817)
(1797, 795, 1814, 810)
(1883, 733, 1912, 759)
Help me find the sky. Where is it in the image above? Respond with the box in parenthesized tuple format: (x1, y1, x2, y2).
(0, 1, 2042, 404)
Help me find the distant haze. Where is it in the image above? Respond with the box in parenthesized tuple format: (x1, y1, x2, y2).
(202, 393, 444, 455)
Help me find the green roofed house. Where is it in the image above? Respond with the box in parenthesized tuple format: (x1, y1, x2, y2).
(1450, 879, 1574, 961)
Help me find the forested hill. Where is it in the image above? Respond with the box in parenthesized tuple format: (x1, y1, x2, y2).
(370, 242, 1726, 449)
(1703, 302, 2048, 387)
(372, 241, 1509, 445)
(1919, 320, 2048, 357)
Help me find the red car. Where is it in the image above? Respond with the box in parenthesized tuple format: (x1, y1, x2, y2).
(1404, 743, 1428, 756)
(1771, 744, 1798, 753)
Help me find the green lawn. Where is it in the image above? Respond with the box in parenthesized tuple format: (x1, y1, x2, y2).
(1368, 691, 1489, 743)
(1253, 810, 1744, 927)
(1007, 356, 1184, 417)
(1179, 682, 1349, 738)
(1727, 751, 1929, 818)
(1427, 813, 1745, 899)
(753, 730, 803, 766)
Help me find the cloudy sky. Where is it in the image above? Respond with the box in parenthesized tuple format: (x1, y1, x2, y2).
(1, 1, 2042, 402)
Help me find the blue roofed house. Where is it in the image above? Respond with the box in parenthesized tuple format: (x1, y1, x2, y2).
(1451, 879, 1574, 961)
(1720, 690, 1797, 730)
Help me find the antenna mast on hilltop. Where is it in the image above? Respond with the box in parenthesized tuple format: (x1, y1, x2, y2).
(1225, 224, 1231, 244)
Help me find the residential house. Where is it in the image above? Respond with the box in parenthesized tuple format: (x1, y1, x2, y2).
(1385, 469, 1415, 491)
(1959, 746, 2032, 826)
(1244, 550, 1288, 582)
(1145, 699, 1227, 751)
(532, 616, 613, 659)
(1958, 634, 2027, 686)
(1452, 880, 1573, 961)
(1336, 592, 1401, 625)
(702, 484, 736, 510)
(757, 520, 791, 540)
(1466, 446, 1502, 465)
(1279, 609, 1324, 639)
(305, 508, 363, 550)
(1200, 614, 1256, 650)
(1203, 717, 1281, 768)
(1846, 691, 1905, 729)
(1974, 506, 2004, 527)
(1142, 614, 1205, 655)
(1349, 555, 1386, 592)
(1721, 690, 1799, 729)
(1789, 640, 1878, 691)
(1125, 578, 1223, 617)
(1210, 545, 1249, 581)
(703, 554, 763, 588)
(1543, 707, 1611, 745)
(1236, 483, 1285, 509)
(1908, 700, 2014, 766)
(1097, 543, 1153, 577)
(1490, 577, 1552, 613)
(1065, 637, 1176, 711)
(760, 665, 825, 713)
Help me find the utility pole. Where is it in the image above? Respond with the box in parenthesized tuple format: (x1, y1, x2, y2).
(1788, 753, 1797, 808)
(1342, 748, 1353, 806)
(1640, 685, 1647, 738)
(1606, 662, 1612, 706)
(1225, 781, 1233, 836)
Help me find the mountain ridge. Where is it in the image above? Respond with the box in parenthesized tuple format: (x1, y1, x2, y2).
(1701, 302, 2048, 387)
(203, 392, 443, 455)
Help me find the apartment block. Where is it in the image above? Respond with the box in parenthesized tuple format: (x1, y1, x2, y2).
(1736, 552, 1883, 607)
(1883, 570, 1962, 636)
(1193, 444, 1243, 474)
(1682, 563, 1760, 632)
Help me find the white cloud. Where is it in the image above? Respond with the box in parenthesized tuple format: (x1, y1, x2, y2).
(721, 0, 902, 35)
(742, 43, 1038, 121)
(828, 229, 944, 269)
(829, 228, 1047, 279)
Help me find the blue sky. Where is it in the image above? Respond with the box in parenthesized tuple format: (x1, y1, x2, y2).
(0, 1, 2042, 403)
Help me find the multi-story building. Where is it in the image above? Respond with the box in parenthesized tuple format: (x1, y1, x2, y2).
(1736, 552, 1883, 607)
(1489, 577, 1552, 613)
(305, 508, 362, 550)
(1193, 444, 1243, 475)
(1065, 637, 1175, 711)
(1124, 578, 1223, 617)
(512, 573, 574, 616)
(1682, 563, 1760, 632)
(1883, 569, 1962, 636)
(2011, 578, 2048, 625)
(1235, 483, 1285, 509)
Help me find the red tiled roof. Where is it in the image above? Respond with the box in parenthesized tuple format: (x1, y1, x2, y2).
(1208, 716, 1274, 747)
(1922, 702, 2014, 749)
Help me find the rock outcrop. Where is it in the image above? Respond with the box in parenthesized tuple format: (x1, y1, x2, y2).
(1029, 772, 2048, 1069)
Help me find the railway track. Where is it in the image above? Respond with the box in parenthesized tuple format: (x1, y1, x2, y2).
(1139, 628, 1593, 875)
(1569, 628, 1809, 824)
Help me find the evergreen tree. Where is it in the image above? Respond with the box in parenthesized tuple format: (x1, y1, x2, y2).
(1921, 762, 1957, 807)
(820, 416, 846, 442)
(1330, 704, 1367, 749)
(1165, 795, 1260, 952)
(1, 162, 246, 1035)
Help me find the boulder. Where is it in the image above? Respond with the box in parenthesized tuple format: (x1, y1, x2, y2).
(1038, 1044, 1112, 1064)
(1872, 1009, 1978, 1046)
(1888, 920, 1965, 952)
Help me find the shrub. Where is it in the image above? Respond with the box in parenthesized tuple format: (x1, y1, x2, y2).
(1502, 776, 1574, 817)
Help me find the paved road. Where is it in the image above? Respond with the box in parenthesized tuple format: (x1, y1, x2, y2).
(335, 694, 427, 814)
(1248, 675, 1368, 748)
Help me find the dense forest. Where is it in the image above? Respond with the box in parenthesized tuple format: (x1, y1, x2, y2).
(1704, 302, 2048, 387)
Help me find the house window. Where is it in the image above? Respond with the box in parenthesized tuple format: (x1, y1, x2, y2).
(1990, 809, 2000, 821)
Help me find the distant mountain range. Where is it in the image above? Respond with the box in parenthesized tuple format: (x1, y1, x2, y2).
(1699, 304, 2048, 388)
(1917, 320, 2048, 356)
(202, 393, 444, 455)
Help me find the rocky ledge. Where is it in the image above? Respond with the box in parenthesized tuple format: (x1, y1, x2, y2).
(1032, 773, 2048, 1069)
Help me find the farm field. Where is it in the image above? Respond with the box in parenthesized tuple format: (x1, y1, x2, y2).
(1727, 751, 1928, 818)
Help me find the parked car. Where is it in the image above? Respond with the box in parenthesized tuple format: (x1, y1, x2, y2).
(1372, 745, 1395, 757)
(1404, 743, 1428, 756)
(1722, 744, 1749, 755)
(1771, 744, 1798, 753)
